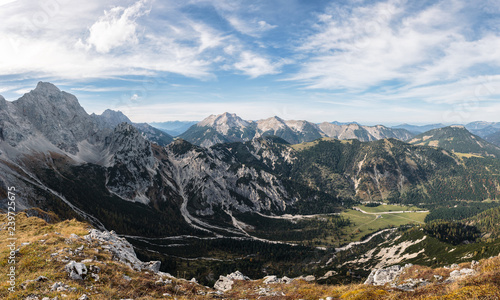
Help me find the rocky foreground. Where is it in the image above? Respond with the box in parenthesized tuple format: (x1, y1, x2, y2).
(2, 212, 500, 300)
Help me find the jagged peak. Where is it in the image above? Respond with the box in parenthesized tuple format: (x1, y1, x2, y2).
(100, 109, 132, 123)
(16, 82, 80, 107)
(256, 116, 287, 131)
(198, 112, 249, 128)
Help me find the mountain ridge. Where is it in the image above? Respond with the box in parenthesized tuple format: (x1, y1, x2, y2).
(408, 125, 500, 158)
(180, 112, 415, 147)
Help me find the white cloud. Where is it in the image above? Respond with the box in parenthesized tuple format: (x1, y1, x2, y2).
(233, 51, 282, 78)
(85, 0, 151, 53)
(0, 0, 222, 81)
(0, 0, 282, 84)
(290, 0, 500, 99)
(227, 16, 276, 37)
(130, 93, 139, 101)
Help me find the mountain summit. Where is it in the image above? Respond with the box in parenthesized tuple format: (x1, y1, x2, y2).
(198, 112, 251, 134)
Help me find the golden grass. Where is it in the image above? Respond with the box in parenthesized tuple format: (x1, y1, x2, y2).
(0, 213, 214, 300)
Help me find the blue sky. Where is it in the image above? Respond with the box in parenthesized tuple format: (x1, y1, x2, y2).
(1, 0, 500, 125)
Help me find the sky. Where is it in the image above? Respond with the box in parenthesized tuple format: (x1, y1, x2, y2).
(1, 0, 500, 125)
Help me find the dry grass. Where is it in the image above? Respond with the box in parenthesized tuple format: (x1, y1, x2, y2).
(0, 213, 214, 300)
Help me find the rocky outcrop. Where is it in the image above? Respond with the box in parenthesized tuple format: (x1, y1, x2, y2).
(263, 275, 293, 284)
(214, 271, 250, 291)
(364, 265, 407, 286)
(84, 229, 161, 273)
(365, 262, 478, 291)
(104, 123, 157, 203)
(446, 268, 476, 282)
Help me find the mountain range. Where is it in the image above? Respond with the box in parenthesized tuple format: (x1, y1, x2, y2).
(3, 82, 500, 286)
(178, 113, 414, 147)
(152, 115, 500, 149)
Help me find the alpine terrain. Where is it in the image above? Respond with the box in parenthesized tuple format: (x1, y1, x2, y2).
(3, 83, 500, 298)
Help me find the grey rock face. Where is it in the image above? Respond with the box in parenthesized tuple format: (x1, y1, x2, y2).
(105, 123, 156, 202)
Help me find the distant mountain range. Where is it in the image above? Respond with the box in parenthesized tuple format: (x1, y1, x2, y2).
(149, 121, 198, 136)
(178, 113, 414, 147)
(392, 123, 447, 134)
(149, 116, 500, 149)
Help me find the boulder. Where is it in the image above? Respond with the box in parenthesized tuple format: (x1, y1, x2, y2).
(226, 270, 250, 281)
(64, 261, 87, 280)
(214, 275, 234, 292)
(364, 265, 403, 286)
(263, 275, 279, 284)
(214, 271, 249, 291)
(143, 261, 161, 273)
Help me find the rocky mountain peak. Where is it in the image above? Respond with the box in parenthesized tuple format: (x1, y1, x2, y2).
(33, 81, 61, 94)
(101, 109, 131, 123)
(92, 109, 132, 129)
(9, 82, 96, 153)
(197, 112, 250, 135)
(257, 116, 286, 132)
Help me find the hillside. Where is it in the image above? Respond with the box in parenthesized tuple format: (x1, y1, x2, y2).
(408, 125, 500, 158)
(485, 130, 500, 147)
